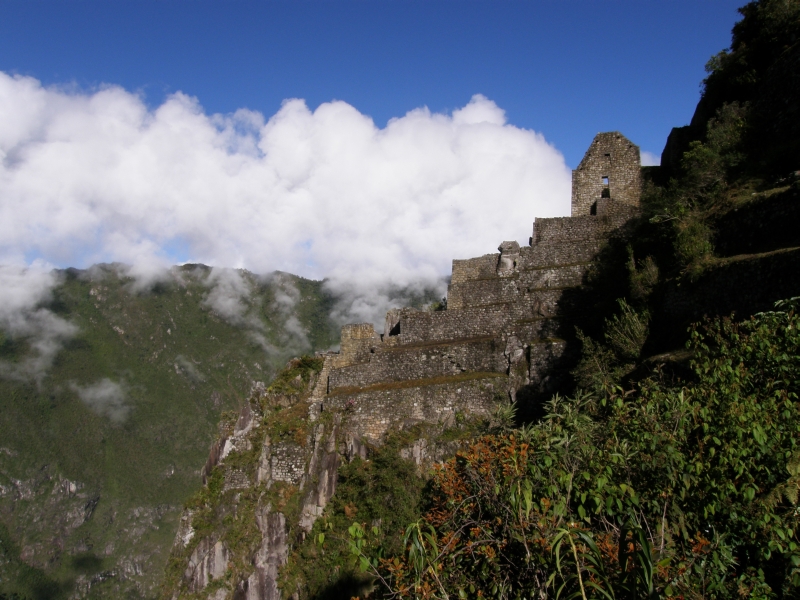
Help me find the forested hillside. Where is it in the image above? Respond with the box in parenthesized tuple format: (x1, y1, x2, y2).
(0, 266, 342, 599)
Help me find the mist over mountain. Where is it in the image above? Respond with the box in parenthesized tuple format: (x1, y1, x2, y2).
(0, 262, 443, 598)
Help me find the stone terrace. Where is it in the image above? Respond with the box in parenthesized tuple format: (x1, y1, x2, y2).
(310, 132, 642, 443)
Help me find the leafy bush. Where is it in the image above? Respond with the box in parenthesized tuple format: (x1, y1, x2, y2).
(603, 299, 649, 361)
(673, 217, 715, 278)
(628, 252, 660, 302)
(265, 355, 324, 395)
(429, 297, 448, 312)
(573, 299, 650, 396)
(370, 300, 800, 599)
(681, 102, 749, 200)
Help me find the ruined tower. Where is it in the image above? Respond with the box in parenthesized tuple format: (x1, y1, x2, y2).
(571, 131, 641, 217)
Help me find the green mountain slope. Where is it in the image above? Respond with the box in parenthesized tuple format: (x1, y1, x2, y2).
(0, 265, 340, 599)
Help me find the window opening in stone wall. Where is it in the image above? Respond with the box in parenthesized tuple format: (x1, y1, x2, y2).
(602, 176, 609, 186)
(601, 176, 611, 198)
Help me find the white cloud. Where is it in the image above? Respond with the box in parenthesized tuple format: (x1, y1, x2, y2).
(71, 378, 129, 422)
(325, 277, 446, 331)
(0, 264, 78, 384)
(201, 267, 255, 326)
(197, 267, 312, 355)
(174, 355, 205, 384)
(0, 72, 572, 326)
(641, 150, 661, 166)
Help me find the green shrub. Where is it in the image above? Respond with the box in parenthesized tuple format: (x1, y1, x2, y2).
(603, 298, 649, 360)
(628, 252, 660, 302)
(573, 299, 650, 396)
(265, 355, 324, 396)
(377, 299, 800, 599)
(674, 217, 714, 273)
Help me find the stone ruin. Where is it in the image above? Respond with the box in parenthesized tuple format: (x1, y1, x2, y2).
(307, 131, 642, 445)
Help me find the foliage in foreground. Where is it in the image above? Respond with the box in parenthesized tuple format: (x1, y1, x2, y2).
(349, 300, 800, 599)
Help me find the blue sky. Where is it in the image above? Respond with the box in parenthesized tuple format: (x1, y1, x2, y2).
(0, 0, 746, 316)
(1, 0, 742, 167)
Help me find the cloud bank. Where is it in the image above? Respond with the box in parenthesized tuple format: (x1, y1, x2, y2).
(199, 266, 310, 354)
(0, 72, 571, 296)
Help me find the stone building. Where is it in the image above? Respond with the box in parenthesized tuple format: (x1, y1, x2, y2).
(571, 132, 641, 216)
(304, 131, 642, 449)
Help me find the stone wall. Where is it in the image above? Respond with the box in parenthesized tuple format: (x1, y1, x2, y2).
(448, 277, 525, 310)
(713, 185, 800, 257)
(322, 375, 504, 441)
(661, 247, 800, 335)
(451, 254, 500, 285)
(269, 442, 307, 484)
(532, 214, 622, 245)
(517, 238, 605, 269)
(517, 264, 587, 290)
(327, 337, 505, 391)
(392, 302, 561, 345)
(571, 132, 641, 216)
(529, 339, 569, 390)
(336, 323, 379, 367)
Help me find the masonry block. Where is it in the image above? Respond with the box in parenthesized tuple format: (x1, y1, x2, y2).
(323, 375, 505, 441)
(327, 337, 506, 391)
(451, 254, 500, 284)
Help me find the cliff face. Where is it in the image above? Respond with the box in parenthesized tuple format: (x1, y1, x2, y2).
(163, 134, 644, 600)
